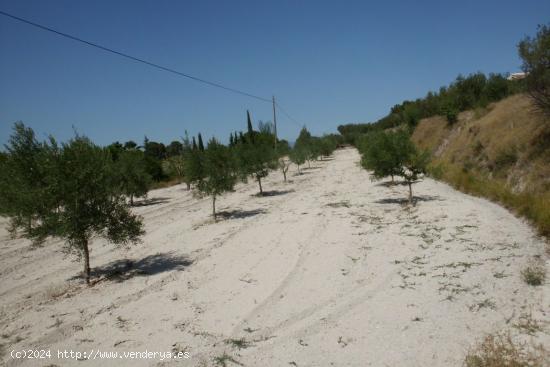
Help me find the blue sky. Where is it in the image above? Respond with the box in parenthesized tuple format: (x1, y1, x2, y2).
(1, 0, 548, 146)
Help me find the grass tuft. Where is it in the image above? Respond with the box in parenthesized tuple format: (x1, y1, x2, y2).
(521, 263, 546, 286)
(464, 332, 547, 367)
(224, 337, 252, 350)
(214, 352, 243, 367)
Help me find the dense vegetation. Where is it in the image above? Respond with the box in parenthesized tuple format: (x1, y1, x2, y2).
(338, 74, 525, 145)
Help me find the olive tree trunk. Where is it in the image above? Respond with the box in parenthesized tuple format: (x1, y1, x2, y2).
(82, 239, 91, 284)
(212, 195, 217, 221)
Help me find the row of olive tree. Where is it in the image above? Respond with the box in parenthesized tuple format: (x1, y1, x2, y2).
(357, 129, 430, 205)
(181, 113, 325, 219)
(0, 123, 144, 284)
(173, 116, 340, 220)
(0, 118, 339, 281)
(288, 127, 340, 174)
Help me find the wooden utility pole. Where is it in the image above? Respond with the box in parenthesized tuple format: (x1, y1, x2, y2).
(272, 96, 278, 148)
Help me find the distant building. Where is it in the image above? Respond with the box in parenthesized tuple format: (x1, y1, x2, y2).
(507, 72, 527, 81)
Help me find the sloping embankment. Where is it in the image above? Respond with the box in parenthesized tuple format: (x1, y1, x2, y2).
(412, 94, 550, 238)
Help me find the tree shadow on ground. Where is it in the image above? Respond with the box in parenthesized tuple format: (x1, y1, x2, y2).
(254, 189, 295, 197)
(302, 166, 321, 171)
(77, 252, 193, 282)
(132, 197, 171, 207)
(374, 195, 444, 205)
(375, 180, 416, 188)
(216, 208, 266, 220)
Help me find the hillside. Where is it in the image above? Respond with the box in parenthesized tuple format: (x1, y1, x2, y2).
(412, 94, 550, 237)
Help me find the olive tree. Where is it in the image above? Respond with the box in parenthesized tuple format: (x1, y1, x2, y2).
(359, 130, 405, 183)
(196, 138, 237, 220)
(295, 127, 318, 168)
(289, 146, 307, 174)
(235, 117, 278, 195)
(276, 140, 291, 182)
(401, 147, 430, 205)
(116, 149, 151, 205)
(0, 123, 144, 284)
(318, 135, 337, 159)
(0, 122, 55, 235)
(359, 129, 430, 205)
(183, 134, 205, 189)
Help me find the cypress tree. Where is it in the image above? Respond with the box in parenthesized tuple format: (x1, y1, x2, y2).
(247, 111, 253, 135)
(246, 110, 254, 143)
(198, 133, 205, 151)
(192, 136, 198, 150)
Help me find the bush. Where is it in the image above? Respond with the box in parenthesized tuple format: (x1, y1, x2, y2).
(464, 332, 547, 367)
(445, 106, 459, 124)
(494, 148, 518, 171)
(521, 263, 546, 286)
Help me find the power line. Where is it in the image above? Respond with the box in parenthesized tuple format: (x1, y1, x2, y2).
(275, 102, 303, 127)
(0, 9, 307, 130)
(0, 9, 272, 103)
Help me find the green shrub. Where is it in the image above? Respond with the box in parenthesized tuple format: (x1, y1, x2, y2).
(464, 332, 547, 367)
(445, 107, 459, 124)
(521, 264, 546, 286)
(494, 148, 518, 170)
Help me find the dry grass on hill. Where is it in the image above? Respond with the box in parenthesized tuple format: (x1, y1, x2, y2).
(412, 94, 550, 238)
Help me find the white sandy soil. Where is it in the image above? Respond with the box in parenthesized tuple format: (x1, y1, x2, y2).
(0, 148, 548, 366)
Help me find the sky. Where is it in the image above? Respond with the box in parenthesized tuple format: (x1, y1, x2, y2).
(1, 0, 549, 147)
